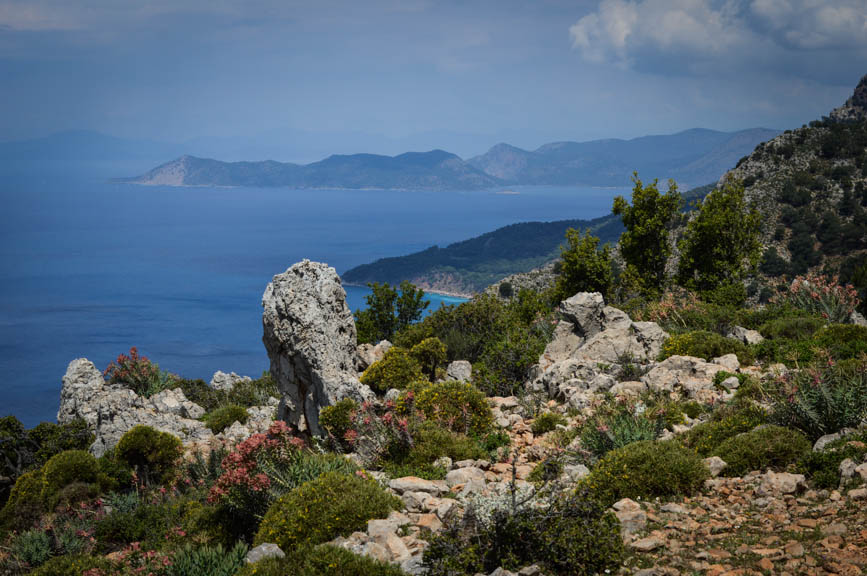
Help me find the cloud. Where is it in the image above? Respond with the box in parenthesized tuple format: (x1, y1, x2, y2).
(569, 0, 867, 75)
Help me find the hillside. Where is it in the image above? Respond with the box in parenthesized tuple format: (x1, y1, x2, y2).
(469, 128, 779, 190)
(721, 74, 867, 288)
(127, 150, 501, 190)
(342, 184, 713, 295)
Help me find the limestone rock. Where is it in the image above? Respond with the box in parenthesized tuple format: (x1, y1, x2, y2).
(711, 353, 740, 372)
(445, 360, 472, 382)
(642, 355, 725, 398)
(704, 456, 728, 477)
(262, 260, 374, 434)
(357, 340, 392, 372)
(209, 370, 252, 391)
(57, 359, 212, 457)
(727, 326, 764, 345)
(756, 471, 806, 496)
(246, 543, 285, 564)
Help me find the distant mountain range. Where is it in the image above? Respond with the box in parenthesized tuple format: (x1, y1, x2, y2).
(126, 150, 499, 190)
(123, 127, 779, 191)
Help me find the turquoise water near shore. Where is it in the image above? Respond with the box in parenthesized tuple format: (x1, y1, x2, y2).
(0, 168, 625, 426)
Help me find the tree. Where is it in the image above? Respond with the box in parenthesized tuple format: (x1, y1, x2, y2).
(676, 178, 762, 298)
(555, 228, 613, 301)
(355, 281, 429, 344)
(612, 173, 682, 297)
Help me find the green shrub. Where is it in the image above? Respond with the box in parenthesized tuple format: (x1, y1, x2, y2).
(797, 432, 867, 489)
(203, 404, 248, 434)
(530, 412, 566, 435)
(659, 330, 753, 365)
(319, 398, 358, 447)
(0, 469, 44, 535)
(28, 419, 94, 466)
(759, 316, 824, 340)
(94, 499, 187, 549)
(10, 529, 52, 568)
(29, 554, 113, 576)
(770, 360, 867, 440)
(385, 421, 487, 477)
(583, 440, 709, 507)
(814, 325, 867, 359)
(239, 544, 407, 576)
(713, 425, 811, 476)
(361, 347, 427, 394)
(423, 493, 623, 576)
(410, 337, 448, 379)
(169, 542, 249, 576)
(227, 372, 279, 407)
(176, 378, 222, 412)
(409, 380, 493, 436)
(255, 472, 401, 550)
(97, 449, 134, 492)
(116, 425, 182, 486)
(41, 449, 99, 506)
(681, 401, 767, 456)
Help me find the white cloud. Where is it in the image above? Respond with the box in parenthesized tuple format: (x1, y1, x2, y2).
(569, 0, 750, 66)
(570, 0, 867, 73)
(750, 0, 867, 50)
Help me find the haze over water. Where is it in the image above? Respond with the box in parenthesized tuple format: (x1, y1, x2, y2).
(0, 167, 625, 426)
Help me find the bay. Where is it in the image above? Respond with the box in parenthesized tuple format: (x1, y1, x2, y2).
(0, 169, 625, 425)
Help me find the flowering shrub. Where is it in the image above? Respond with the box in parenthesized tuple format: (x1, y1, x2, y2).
(254, 471, 401, 550)
(341, 401, 412, 466)
(208, 421, 355, 539)
(771, 358, 867, 440)
(775, 274, 860, 323)
(104, 347, 177, 397)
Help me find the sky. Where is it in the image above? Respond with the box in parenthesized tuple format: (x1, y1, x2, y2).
(0, 0, 866, 161)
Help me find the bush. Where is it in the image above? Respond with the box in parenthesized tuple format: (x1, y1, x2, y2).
(660, 330, 754, 365)
(254, 471, 401, 550)
(774, 274, 860, 323)
(423, 493, 623, 576)
(410, 337, 448, 379)
(227, 372, 279, 407)
(759, 316, 824, 340)
(169, 542, 249, 576)
(203, 404, 248, 434)
(104, 346, 176, 397)
(681, 401, 767, 456)
(580, 409, 660, 461)
(408, 380, 493, 436)
(209, 421, 356, 541)
(319, 398, 358, 448)
(10, 529, 52, 568)
(41, 449, 99, 506)
(116, 425, 182, 486)
(770, 360, 867, 440)
(361, 347, 427, 394)
(239, 544, 407, 576)
(29, 554, 113, 576)
(29, 419, 94, 466)
(0, 469, 44, 535)
(555, 228, 613, 301)
(797, 431, 867, 489)
(385, 422, 488, 477)
(530, 412, 567, 435)
(582, 440, 709, 507)
(814, 325, 867, 359)
(713, 425, 811, 476)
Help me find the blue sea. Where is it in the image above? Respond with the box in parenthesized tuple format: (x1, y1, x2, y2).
(0, 167, 625, 426)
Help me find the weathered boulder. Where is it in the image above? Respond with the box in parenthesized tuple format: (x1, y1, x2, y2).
(727, 326, 764, 345)
(262, 260, 374, 435)
(445, 360, 472, 382)
(356, 340, 392, 372)
(533, 293, 668, 406)
(641, 355, 726, 398)
(210, 370, 252, 391)
(57, 358, 212, 457)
